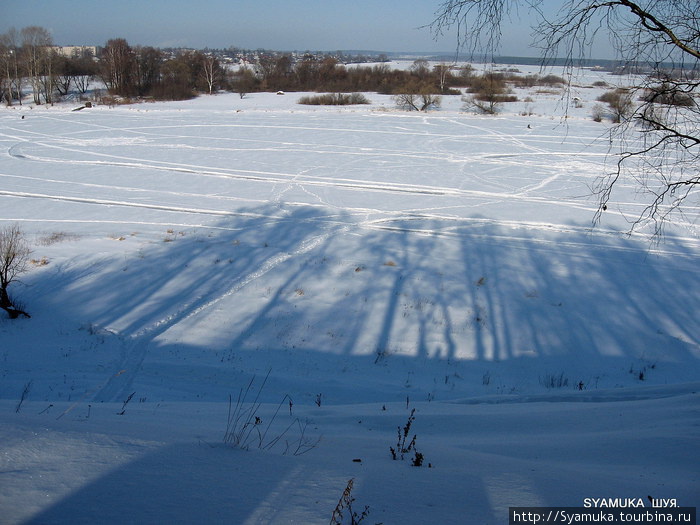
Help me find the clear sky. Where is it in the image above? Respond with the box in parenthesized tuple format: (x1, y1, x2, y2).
(1, 0, 551, 56)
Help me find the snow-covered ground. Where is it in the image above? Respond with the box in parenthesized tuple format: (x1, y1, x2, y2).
(1, 66, 698, 524)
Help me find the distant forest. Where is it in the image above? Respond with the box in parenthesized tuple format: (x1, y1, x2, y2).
(1, 26, 575, 106)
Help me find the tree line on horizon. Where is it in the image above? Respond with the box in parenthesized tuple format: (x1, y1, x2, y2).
(0, 26, 529, 105)
(0, 27, 230, 104)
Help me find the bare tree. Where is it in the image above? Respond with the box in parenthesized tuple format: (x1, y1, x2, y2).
(394, 86, 442, 112)
(53, 54, 74, 97)
(597, 88, 634, 123)
(200, 53, 220, 95)
(156, 54, 195, 100)
(410, 58, 431, 80)
(294, 54, 320, 90)
(431, 0, 700, 235)
(134, 46, 162, 96)
(394, 91, 423, 111)
(231, 65, 257, 99)
(462, 92, 500, 114)
(254, 53, 293, 90)
(20, 26, 52, 105)
(0, 28, 22, 106)
(100, 38, 135, 97)
(462, 70, 514, 114)
(0, 224, 31, 319)
(434, 61, 454, 93)
(37, 47, 59, 104)
(56, 49, 97, 97)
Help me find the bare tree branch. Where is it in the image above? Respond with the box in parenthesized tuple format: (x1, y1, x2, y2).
(430, 0, 700, 236)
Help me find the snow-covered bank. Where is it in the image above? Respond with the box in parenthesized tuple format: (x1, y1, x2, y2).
(1, 83, 698, 523)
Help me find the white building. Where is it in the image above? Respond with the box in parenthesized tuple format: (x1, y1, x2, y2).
(52, 46, 99, 57)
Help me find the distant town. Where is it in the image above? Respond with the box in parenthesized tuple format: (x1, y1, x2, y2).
(56, 44, 638, 68)
(0, 24, 677, 109)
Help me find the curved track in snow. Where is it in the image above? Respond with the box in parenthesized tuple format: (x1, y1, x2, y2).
(2, 109, 697, 256)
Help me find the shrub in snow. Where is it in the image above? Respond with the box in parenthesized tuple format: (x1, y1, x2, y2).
(390, 407, 426, 467)
(298, 93, 370, 105)
(223, 370, 321, 455)
(539, 372, 569, 389)
(329, 478, 371, 525)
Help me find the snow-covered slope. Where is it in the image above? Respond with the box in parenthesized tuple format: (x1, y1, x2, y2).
(1, 73, 698, 524)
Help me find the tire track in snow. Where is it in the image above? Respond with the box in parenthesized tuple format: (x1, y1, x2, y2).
(4, 143, 597, 204)
(8, 140, 465, 195)
(164, 223, 348, 330)
(6, 126, 604, 197)
(0, 189, 259, 217)
(360, 215, 700, 258)
(0, 171, 271, 209)
(0, 181, 589, 216)
(6, 120, 607, 210)
(92, 223, 347, 403)
(6, 129, 683, 245)
(0, 173, 630, 244)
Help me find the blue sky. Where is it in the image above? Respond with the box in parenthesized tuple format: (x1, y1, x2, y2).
(2, 0, 559, 56)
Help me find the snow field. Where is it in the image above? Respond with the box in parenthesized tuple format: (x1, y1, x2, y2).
(0, 72, 698, 524)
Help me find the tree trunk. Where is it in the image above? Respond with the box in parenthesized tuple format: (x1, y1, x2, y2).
(0, 287, 29, 318)
(0, 286, 10, 309)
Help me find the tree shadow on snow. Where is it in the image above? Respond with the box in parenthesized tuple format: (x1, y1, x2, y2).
(7, 203, 700, 524)
(22, 442, 304, 525)
(11, 203, 700, 404)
